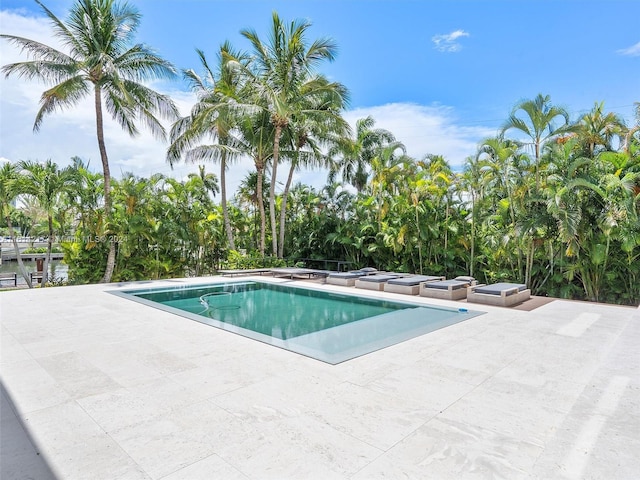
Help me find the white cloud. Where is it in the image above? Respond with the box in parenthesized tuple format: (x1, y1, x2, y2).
(343, 103, 494, 168)
(617, 41, 640, 57)
(432, 29, 470, 52)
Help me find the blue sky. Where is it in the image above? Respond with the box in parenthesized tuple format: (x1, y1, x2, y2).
(1, 0, 638, 192)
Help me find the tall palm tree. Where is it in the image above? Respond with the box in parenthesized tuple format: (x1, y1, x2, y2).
(460, 156, 486, 277)
(1, 0, 178, 283)
(501, 94, 573, 187)
(328, 116, 396, 192)
(168, 43, 249, 251)
(237, 170, 269, 251)
(476, 137, 521, 226)
(238, 12, 341, 256)
(276, 80, 350, 257)
(18, 160, 75, 286)
(236, 111, 275, 256)
(0, 163, 33, 287)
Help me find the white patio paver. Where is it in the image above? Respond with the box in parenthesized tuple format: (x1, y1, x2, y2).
(1, 278, 638, 479)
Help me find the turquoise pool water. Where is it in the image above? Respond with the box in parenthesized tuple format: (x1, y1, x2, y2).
(112, 281, 483, 364)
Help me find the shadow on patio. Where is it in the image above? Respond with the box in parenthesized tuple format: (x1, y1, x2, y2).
(1, 380, 58, 480)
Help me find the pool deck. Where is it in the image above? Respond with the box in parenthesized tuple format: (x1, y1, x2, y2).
(1, 276, 638, 479)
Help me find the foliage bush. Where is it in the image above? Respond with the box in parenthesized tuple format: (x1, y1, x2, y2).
(221, 250, 287, 270)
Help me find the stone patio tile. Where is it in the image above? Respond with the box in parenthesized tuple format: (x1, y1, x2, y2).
(351, 416, 542, 480)
(74, 340, 167, 387)
(364, 363, 478, 411)
(213, 370, 436, 451)
(77, 376, 215, 432)
(0, 328, 32, 365)
(107, 400, 238, 479)
(109, 398, 381, 480)
(168, 353, 286, 400)
(20, 401, 151, 480)
(214, 415, 382, 480)
(476, 374, 587, 415)
(210, 370, 340, 422)
(439, 385, 568, 448)
(159, 454, 249, 480)
(532, 426, 640, 480)
(0, 358, 71, 414)
(299, 380, 437, 451)
(36, 351, 122, 399)
(430, 336, 526, 378)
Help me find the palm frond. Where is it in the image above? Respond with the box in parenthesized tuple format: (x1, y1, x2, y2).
(114, 44, 177, 81)
(34, 75, 90, 131)
(0, 35, 75, 67)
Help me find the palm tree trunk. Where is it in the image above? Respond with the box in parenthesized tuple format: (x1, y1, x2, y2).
(278, 158, 297, 259)
(444, 200, 449, 251)
(256, 165, 266, 256)
(415, 204, 423, 275)
(220, 152, 235, 250)
(269, 125, 282, 256)
(5, 217, 32, 288)
(94, 85, 116, 283)
(534, 140, 540, 189)
(40, 214, 53, 287)
(525, 238, 535, 287)
(470, 193, 476, 278)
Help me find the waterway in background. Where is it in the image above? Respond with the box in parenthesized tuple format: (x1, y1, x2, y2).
(0, 259, 68, 286)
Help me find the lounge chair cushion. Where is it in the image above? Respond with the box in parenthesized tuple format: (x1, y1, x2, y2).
(359, 267, 378, 274)
(328, 271, 364, 279)
(387, 275, 443, 286)
(424, 279, 469, 290)
(474, 282, 527, 296)
(358, 274, 402, 283)
(454, 276, 475, 283)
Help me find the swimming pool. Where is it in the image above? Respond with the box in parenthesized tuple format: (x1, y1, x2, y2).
(111, 280, 483, 364)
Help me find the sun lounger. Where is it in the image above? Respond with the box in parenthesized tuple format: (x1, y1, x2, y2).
(466, 282, 530, 307)
(219, 268, 272, 276)
(354, 273, 406, 291)
(326, 268, 379, 286)
(270, 268, 329, 279)
(420, 276, 477, 300)
(383, 275, 445, 295)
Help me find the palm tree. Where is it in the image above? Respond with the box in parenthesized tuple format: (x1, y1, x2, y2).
(237, 171, 269, 251)
(276, 80, 350, 257)
(0, 163, 33, 287)
(476, 137, 521, 226)
(501, 94, 573, 187)
(328, 116, 396, 192)
(187, 165, 220, 202)
(238, 12, 341, 256)
(576, 102, 627, 157)
(460, 156, 486, 277)
(236, 111, 275, 256)
(168, 43, 249, 251)
(18, 160, 75, 286)
(369, 142, 409, 199)
(1, 0, 178, 283)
